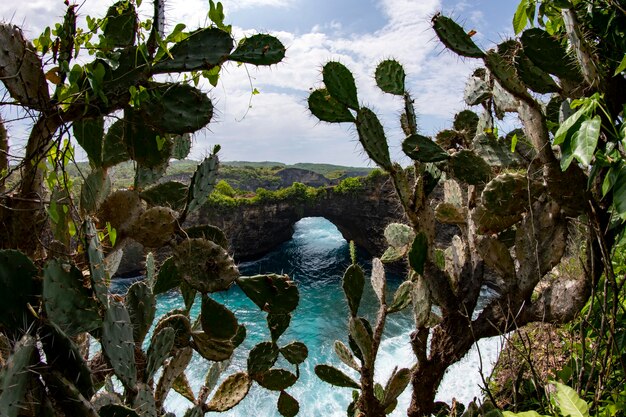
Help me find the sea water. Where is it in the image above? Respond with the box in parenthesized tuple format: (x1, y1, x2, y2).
(112, 217, 502, 416)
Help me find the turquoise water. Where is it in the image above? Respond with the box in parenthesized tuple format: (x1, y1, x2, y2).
(113, 217, 501, 416)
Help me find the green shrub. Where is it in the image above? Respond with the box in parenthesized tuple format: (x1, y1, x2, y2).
(214, 179, 236, 197)
(334, 176, 364, 194)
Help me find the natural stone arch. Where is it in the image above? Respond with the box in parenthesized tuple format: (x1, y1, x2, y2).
(187, 174, 406, 261)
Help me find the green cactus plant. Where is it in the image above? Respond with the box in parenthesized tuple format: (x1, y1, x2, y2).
(174, 238, 239, 293)
(431, 14, 485, 58)
(125, 281, 157, 345)
(0, 1, 303, 415)
(0, 335, 37, 417)
(133, 206, 178, 248)
(43, 259, 101, 336)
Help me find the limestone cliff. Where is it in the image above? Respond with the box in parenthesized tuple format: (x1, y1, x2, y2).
(186, 173, 404, 260)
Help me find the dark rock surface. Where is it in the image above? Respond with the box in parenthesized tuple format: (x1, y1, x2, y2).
(186, 174, 405, 260)
(115, 173, 460, 275)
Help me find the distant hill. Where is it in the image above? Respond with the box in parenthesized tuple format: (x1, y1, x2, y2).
(67, 160, 375, 191)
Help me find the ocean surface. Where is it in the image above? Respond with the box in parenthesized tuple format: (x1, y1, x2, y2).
(112, 217, 502, 416)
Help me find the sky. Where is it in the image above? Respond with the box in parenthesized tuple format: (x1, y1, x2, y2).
(1, 0, 521, 167)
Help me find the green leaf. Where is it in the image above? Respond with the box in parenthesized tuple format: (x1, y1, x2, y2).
(553, 98, 597, 145)
(614, 54, 626, 76)
(552, 382, 589, 417)
(510, 133, 518, 153)
(513, 0, 529, 34)
(503, 411, 548, 417)
(571, 115, 601, 167)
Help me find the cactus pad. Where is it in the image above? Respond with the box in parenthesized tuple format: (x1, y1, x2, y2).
(371, 257, 386, 305)
(146, 327, 175, 382)
(174, 238, 238, 293)
(333, 340, 360, 371)
(133, 206, 177, 248)
(349, 317, 373, 367)
(98, 190, 144, 237)
(472, 205, 522, 235)
(125, 281, 156, 345)
(0, 24, 49, 110)
(280, 341, 308, 365)
(435, 202, 467, 224)
(236, 274, 298, 314)
(388, 281, 414, 314)
(481, 172, 533, 216)
(200, 295, 239, 340)
(206, 372, 251, 412)
(322, 61, 359, 110)
(40, 323, 94, 400)
(140, 181, 187, 210)
(452, 110, 479, 135)
(267, 313, 291, 342)
(138, 83, 213, 135)
(102, 300, 137, 390)
(384, 223, 415, 249)
(383, 368, 411, 407)
(103, 1, 137, 47)
(73, 117, 105, 168)
(102, 120, 131, 169)
(308, 88, 356, 123)
(520, 28, 581, 81)
(342, 264, 365, 317)
(80, 168, 111, 215)
(191, 330, 236, 361)
(412, 275, 431, 328)
(152, 27, 234, 73)
(255, 369, 298, 391)
(402, 134, 449, 162)
(515, 49, 560, 94)
(152, 257, 181, 295)
(154, 312, 191, 349)
(464, 72, 491, 105)
(375, 59, 406, 95)
(0, 250, 38, 333)
(184, 224, 229, 249)
(0, 335, 36, 417)
(277, 391, 300, 417)
(185, 154, 219, 214)
(43, 259, 101, 336)
(248, 342, 279, 375)
(484, 51, 531, 101)
(172, 133, 192, 160)
(356, 107, 393, 171)
(432, 14, 485, 58)
(228, 34, 286, 66)
(408, 232, 428, 276)
(314, 365, 360, 389)
(449, 150, 492, 185)
(132, 383, 157, 417)
(155, 347, 193, 407)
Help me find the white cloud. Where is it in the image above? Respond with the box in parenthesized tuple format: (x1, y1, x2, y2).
(1, 0, 493, 166)
(222, 0, 295, 11)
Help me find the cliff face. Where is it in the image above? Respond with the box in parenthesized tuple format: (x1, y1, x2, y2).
(186, 174, 405, 260)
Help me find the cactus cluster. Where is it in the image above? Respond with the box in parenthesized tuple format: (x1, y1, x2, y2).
(306, 9, 597, 414)
(0, 0, 304, 416)
(314, 251, 412, 415)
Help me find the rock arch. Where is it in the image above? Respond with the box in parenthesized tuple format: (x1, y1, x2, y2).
(187, 174, 406, 261)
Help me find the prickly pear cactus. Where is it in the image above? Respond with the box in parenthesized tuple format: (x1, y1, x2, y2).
(133, 206, 178, 248)
(174, 238, 239, 293)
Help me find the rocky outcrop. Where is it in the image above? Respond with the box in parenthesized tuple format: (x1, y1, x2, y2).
(186, 174, 405, 260)
(275, 168, 331, 188)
